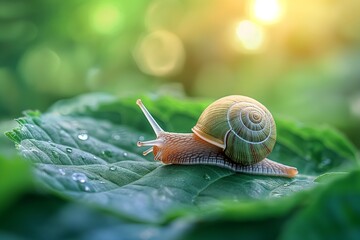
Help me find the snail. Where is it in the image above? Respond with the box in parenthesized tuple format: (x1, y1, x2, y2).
(136, 95, 298, 178)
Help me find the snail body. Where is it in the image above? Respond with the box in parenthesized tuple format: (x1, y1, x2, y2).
(136, 96, 298, 178)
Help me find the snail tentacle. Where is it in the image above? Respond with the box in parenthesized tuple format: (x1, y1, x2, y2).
(142, 147, 153, 156)
(137, 139, 163, 147)
(136, 99, 164, 136)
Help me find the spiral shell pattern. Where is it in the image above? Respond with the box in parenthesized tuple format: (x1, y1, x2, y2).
(192, 95, 276, 165)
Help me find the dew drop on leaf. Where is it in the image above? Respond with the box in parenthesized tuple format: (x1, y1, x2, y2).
(109, 166, 117, 171)
(77, 132, 89, 141)
(112, 134, 121, 141)
(123, 152, 128, 157)
(72, 172, 87, 183)
(52, 151, 59, 159)
(66, 148, 72, 153)
(203, 174, 211, 181)
(58, 168, 66, 175)
(271, 192, 283, 198)
(84, 185, 91, 192)
(283, 182, 292, 187)
(102, 150, 113, 158)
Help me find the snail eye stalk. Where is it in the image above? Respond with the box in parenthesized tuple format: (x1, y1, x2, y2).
(141, 147, 153, 156)
(136, 99, 164, 137)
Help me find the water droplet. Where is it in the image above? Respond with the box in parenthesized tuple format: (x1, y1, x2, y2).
(271, 192, 283, 198)
(112, 134, 121, 140)
(283, 182, 291, 187)
(81, 155, 85, 161)
(99, 181, 106, 184)
(203, 174, 211, 181)
(109, 166, 117, 171)
(66, 148, 72, 153)
(77, 132, 89, 141)
(123, 152, 128, 157)
(102, 150, 113, 158)
(93, 156, 97, 159)
(84, 185, 91, 192)
(52, 151, 59, 159)
(72, 172, 87, 183)
(138, 136, 145, 141)
(58, 168, 66, 175)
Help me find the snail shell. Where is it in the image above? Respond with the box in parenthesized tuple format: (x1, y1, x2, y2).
(192, 95, 276, 165)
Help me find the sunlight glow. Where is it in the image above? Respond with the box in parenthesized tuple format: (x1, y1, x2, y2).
(235, 20, 264, 51)
(91, 4, 123, 34)
(252, 0, 282, 24)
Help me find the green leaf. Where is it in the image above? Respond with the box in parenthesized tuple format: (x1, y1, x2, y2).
(314, 172, 348, 184)
(275, 118, 359, 175)
(0, 194, 189, 240)
(280, 170, 360, 240)
(5, 93, 358, 224)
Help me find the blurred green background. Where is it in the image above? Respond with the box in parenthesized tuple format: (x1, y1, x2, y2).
(1, 0, 360, 148)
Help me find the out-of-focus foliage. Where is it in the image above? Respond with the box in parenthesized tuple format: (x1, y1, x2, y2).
(0, 0, 360, 147)
(1, 1, 360, 238)
(0, 154, 31, 213)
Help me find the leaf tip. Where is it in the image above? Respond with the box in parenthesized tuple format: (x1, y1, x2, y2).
(4, 130, 20, 144)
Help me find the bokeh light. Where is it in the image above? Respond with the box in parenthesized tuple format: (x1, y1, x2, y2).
(235, 20, 265, 52)
(133, 30, 185, 77)
(90, 3, 123, 35)
(350, 95, 360, 118)
(19, 47, 61, 91)
(251, 0, 283, 24)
